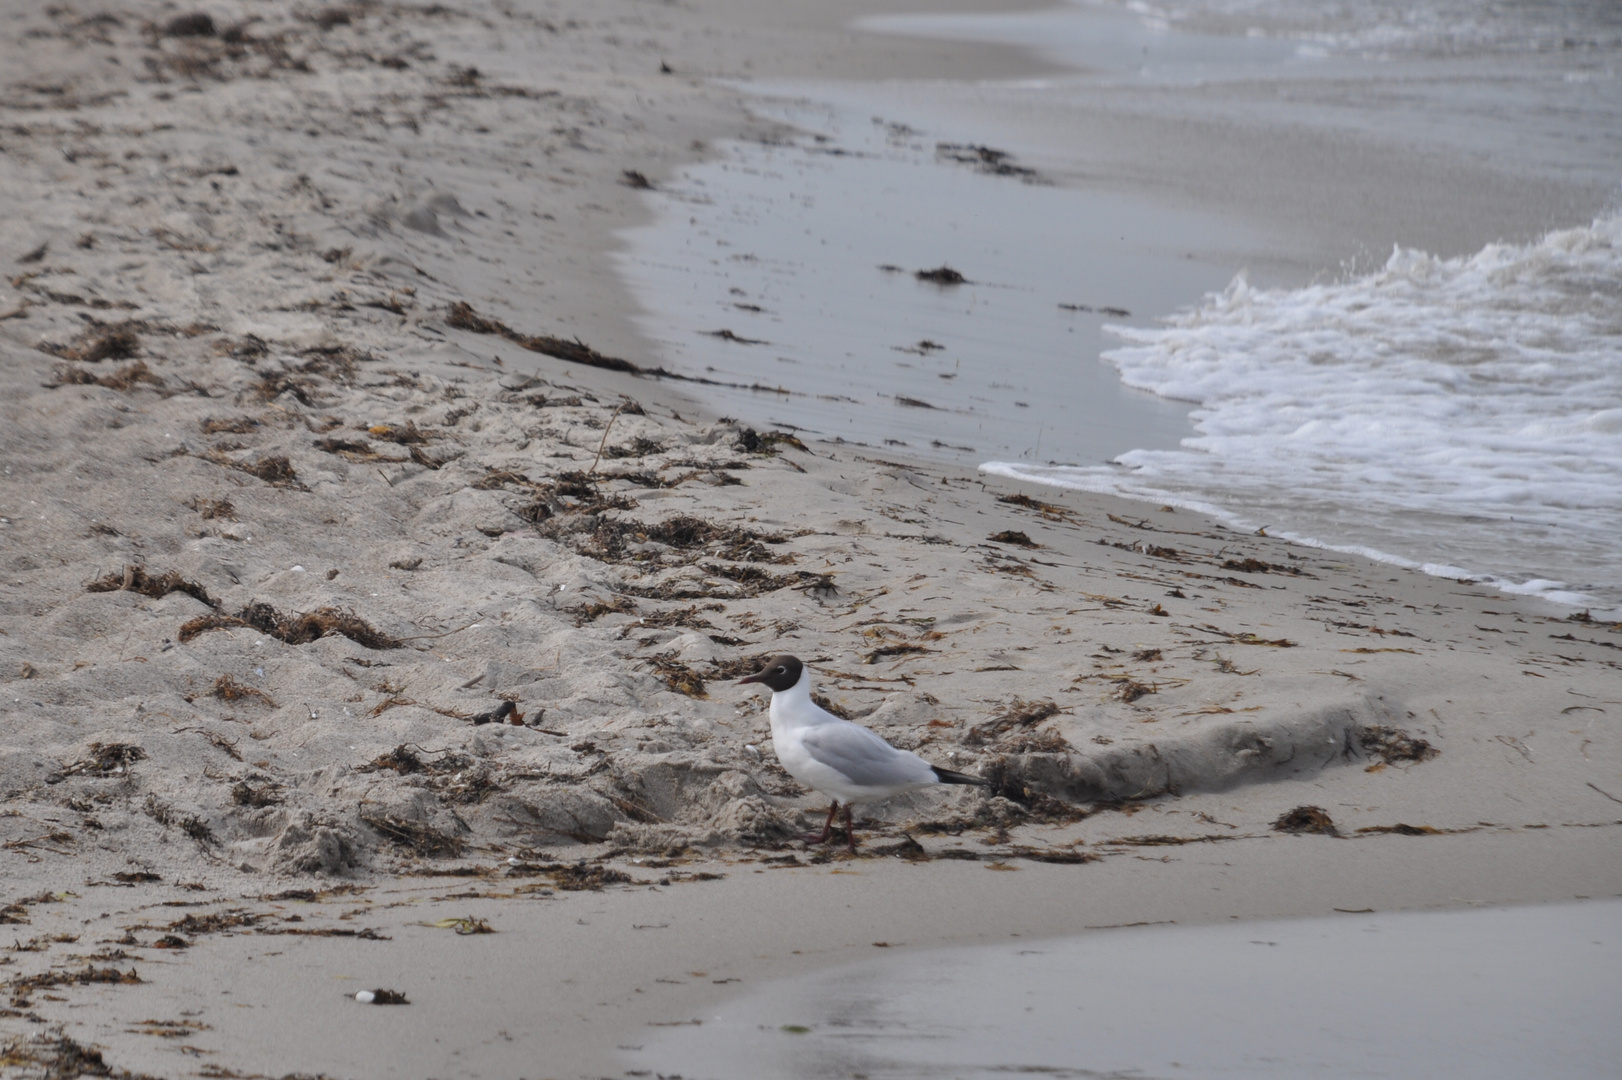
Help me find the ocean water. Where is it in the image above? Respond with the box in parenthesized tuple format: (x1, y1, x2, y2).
(989, 216, 1622, 609)
(618, 0, 1622, 610)
(636, 900, 1622, 1080)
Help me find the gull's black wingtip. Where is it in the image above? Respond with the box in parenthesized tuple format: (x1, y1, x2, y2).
(931, 765, 991, 787)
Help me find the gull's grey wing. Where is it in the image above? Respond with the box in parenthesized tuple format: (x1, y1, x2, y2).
(799, 722, 935, 788)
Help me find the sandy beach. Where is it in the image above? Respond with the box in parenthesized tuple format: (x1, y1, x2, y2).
(1, 1, 1619, 1077)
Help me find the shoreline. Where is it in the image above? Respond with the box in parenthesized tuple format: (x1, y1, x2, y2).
(1, 2, 1619, 1077)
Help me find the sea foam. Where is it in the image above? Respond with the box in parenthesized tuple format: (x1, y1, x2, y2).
(986, 214, 1622, 610)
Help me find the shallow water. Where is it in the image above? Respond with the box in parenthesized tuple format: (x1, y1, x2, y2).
(616, 94, 1249, 464)
(617, 0, 1622, 609)
(636, 899, 1622, 1080)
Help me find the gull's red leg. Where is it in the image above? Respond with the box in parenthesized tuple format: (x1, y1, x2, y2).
(800, 801, 838, 844)
(843, 804, 857, 854)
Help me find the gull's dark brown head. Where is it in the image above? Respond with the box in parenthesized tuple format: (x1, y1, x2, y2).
(737, 654, 803, 693)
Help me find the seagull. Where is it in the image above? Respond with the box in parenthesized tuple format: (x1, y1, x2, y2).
(738, 654, 990, 852)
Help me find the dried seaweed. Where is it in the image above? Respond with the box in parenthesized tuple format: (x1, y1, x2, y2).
(649, 652, 707, 698)
(202, 450, 300, 486)
(231, 779, 284, 808)
(178, 602, 400, 649)
(1117, 679, 1156, 703)
(87, 566, 217, 608)
(547, 862, 632, 891)
(208, 675, 275, 706)
(863, 642, 930, 665)
(199, 416, 259, 435)
(185, 496, 236, 519)
(53, 359, 165, 391)
(568, 595, 637, 625)
(1359, 726, 1438, 764)
(996, 492, 1075, 520)
(39, 320, 142, 362)
(811, 693, 854, 720)
(446, 301, 642, 374)
(1274, 805, 1339, 836)
(988, 530, 1038, 548)
(359, 810, 464, 858)
(51, 742, 147, 781)
(964, 698, 1061, 745)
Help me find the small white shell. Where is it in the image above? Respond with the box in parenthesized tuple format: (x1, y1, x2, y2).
(354, 990, 376, 1004)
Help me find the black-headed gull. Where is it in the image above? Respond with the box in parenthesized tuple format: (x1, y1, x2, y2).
(738, 653, 989, 852)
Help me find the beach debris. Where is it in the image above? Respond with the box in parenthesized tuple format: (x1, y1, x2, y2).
(51, 359, 164, 391)
(1359, 726, 1438, 765)
(894, 395, 938, 409)
(621, 170, 654, 191)
(996, 492, 1076, 520)
(811, 693, 854, 720)
(1356, 823, 1447, 836)
(178, 602, 401, 649)
(50, 743, 147, 782)
(231, 778, 285, 808)
(988, 530, 1038, 548)
(427, 916, 493, 934)
(914, 266, 967, 285)
(469, 701, 525, 726)
(164, 12, 216, 37)
(703, 328, 768, 345)
(207, 674, 276, 707)
(1273, 806, 1339, 835)
(863, 642, 930, 665)
(86, 566, 218, 608)
(964, 699, 1061, 745)
(354, 988, 410, 1004)
(359, 809, 464, 858)
(1117, 678, 1156, 702)
(39, 320, 142, 363)
(649, 652, 708, 698)
(446, 301, 641, 374)
(204, 451, 300, 487)
(935, 142, 1039, 180)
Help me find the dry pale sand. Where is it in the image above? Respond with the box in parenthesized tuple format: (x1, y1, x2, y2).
(0, 2, 1619, 1077)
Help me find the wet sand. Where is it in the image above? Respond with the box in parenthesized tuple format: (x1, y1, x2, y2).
(0, 2, 1618, 1077)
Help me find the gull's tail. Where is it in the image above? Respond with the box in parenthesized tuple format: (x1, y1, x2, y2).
(931, 765, 991, 787)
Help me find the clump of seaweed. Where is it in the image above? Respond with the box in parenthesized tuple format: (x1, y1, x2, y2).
(199, 416, 259, 435)
(209, 674, 276, 707)
(1274, 806, 1339, 836)
(446, 301, 641, 374)
(569, 595, 637, 625)
(649, 652, 707, 698)
(87, 566, 217, 608)
(733, 427, 807, 454)
(185, 496, 236, 519)
(51, 743, 147, 781)
(811, 693, 854, 720)
(1359, 726, 1438, 764)
(359, 809, 464, 858)
(543, 512, 789, 566)
(201, 449, 300, 487)
(231, 778, 285, 808)
(964, 699, 1062, 746)
(39, 320, 142, 362)
(53, 359, 164, 391)
(547, 862, 632, 891)
(996, 492, 1075, 520)
(988, 530, 1038, 548)
(178, 602, 400, 649)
